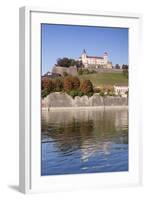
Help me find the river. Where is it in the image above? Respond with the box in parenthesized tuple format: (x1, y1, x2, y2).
(41, 108, 128, 176)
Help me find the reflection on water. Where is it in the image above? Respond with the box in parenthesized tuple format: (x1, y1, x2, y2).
(41, 108, 128, 176)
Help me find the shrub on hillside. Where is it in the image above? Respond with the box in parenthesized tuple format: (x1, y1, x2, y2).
(94, 87, 101, 93)
(78, 91, 84, 97)
(82, 69, 90, 74)
(63, 71, 68, 77)
(68, 90, 79, 98)
(53, 78, 63, 92)
(98, 86, 115, 96)
(78, 69, 97, 76)
(99, 91, 105, 96)
(123, 69, 128, 78)
(106, 86, 114, 95)
(80, 80, 93, 95)
(78, 69, 83, 75)
(90, 70, 97, 74)
(78, 69, 90, 75)
(41, 88, 49, 98)
(86, 92, 94, 97)
(108, 91, 115, 96)
(68, 90, 84, 98)
(41, 80, 44, 90)
(76, 60, 84, 68)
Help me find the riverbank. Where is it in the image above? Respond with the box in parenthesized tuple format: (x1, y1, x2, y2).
(42, 92, 128, 109)
(42, 106, 128, 111)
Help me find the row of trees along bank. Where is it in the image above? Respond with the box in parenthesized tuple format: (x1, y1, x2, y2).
(41, 75, 115, 99)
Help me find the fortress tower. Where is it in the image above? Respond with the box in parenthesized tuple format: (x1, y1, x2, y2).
(81, 49, 88, 68)
(103, 52, 108, 62)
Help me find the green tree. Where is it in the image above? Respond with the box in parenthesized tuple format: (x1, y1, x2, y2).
(41, 88, 48, 98)
(63, 71, 68, 77)
(78, 68, 83, 75)
(68, 90, 79, 98)
(76, 60, 83, 68)
(122, 64, 128, 78)
(122, 64, 128, 70)
(115, 64, 120, 69)
(70, 59, 76, 66)
(57, 57, 77, 68)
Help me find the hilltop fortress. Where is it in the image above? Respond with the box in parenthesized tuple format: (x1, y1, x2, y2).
(79, 49, 112, 69)
(51, 49, 113, 76)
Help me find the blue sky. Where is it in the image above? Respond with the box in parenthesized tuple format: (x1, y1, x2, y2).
(41, 24, 128, 75)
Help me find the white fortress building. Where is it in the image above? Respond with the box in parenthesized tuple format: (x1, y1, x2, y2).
(79, 49, 112, 69)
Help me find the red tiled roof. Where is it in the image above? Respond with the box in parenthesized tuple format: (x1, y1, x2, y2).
(87, 56, 103, 59)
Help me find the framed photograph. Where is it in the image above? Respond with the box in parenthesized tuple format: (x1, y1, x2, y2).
(19, 6, 142, 193)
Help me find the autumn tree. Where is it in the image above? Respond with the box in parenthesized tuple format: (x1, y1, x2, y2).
(71, 76, 80, 89)
(41, 77, 49, 90)
(41, 77, 54, 93)
(63, 76, 73, 92)
(63, 76, 80, 92)
(53, 78, 63, 92)
(80, 80, 93, 95)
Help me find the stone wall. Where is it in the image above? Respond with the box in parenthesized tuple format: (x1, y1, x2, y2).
(42, 92, 128, 108)
(96, 68, 123, 73)
(52, 66, 77, 76)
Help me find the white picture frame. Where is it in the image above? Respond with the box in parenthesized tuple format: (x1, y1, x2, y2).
(19, 6, 143, 194)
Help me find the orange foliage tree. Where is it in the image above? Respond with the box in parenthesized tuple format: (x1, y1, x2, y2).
(63, 76, 80, 92)
(80, 80, 93, 94)
(41, 78, 54, 93)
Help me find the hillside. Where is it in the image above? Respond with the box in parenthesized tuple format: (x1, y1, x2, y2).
(78, 72, 128, 87)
